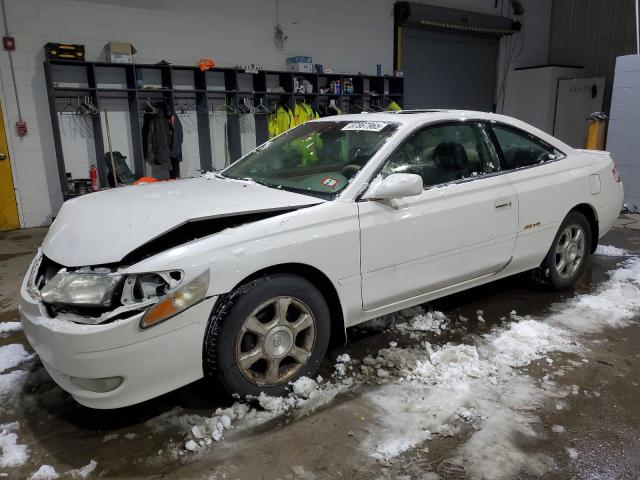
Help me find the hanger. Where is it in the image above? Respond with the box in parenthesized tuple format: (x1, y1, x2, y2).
(210, 98, 238, 115)
(254, 98, 270, 114)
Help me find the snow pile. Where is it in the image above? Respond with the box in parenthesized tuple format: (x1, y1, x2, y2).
(0, 323, 21, 334)
(334, 354, 351, 377)
(0, 370, 26, 400)
(565, 447, 580, 459)
(0, 344, 33, 373)
(359, 256, 640, 478)
(28, 465, 59, 480)
(67, 460, 97, 480)
(0, 344, 32, 403)
(595, 244, 627, 256)
(548, 256, 640, 333)
(362, 316, 568, 477)
(395, 310, 450, 336)
(291, 377, 318, 399)
(181, 376, 352, 452)
(0, 422, 28, 468)
(485, 318, 577, 368)
(183, 403, 254, 450)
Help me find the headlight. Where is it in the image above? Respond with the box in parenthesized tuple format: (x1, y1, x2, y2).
(26, 253, 43, 301)
(41, 272, 122, 307)
(140, 270, 210, 329)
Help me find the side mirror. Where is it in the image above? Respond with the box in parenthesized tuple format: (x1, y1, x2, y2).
(363, 173, 423, 200)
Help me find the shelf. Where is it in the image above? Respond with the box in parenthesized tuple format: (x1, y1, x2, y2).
(53, 86, 96, 92)
(44, 58, 403, 198)
(98, 88, 136, 93)
(171, 89, 207, 94)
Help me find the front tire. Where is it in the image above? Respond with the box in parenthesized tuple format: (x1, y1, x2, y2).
(203, 274, 331, 398)
(536, 211, 591, 290)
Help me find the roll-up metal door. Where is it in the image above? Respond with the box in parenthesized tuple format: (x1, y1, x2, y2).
(400, 27, 498, 111)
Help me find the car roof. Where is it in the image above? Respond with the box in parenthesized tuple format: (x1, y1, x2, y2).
(307, 109, 575, 155)
(309, 110, 516, 127)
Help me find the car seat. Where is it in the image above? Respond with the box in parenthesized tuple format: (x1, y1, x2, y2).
(431, 142, 470, 183)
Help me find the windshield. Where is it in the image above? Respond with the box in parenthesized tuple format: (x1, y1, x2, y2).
(221, 120, 398, 199)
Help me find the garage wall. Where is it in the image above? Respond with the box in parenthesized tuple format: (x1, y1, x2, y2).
(0, 0, 551, 228)
(548, 0, 637, 113)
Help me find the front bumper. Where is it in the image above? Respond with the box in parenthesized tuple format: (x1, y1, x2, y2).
(19, 270, 217, 409)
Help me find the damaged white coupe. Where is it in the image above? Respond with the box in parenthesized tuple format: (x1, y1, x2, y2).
(20, 111, 623, 408)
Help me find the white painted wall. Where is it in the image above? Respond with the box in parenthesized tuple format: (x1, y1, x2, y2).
(0, 0, 551, 228)
(607, 54, 640, 209)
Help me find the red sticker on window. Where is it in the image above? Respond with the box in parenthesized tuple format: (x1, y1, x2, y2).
(321, 177, 340, 189)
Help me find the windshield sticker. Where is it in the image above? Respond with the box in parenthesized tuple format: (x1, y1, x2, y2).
(341, 121, 388, 132)
(321, 177, 340, 189)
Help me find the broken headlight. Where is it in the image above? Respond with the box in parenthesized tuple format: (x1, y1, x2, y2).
(41, 272, 123, 307)
(120, 271, 183, 306)
(40, 269, 184, 322)
(140, 270, 209, 329)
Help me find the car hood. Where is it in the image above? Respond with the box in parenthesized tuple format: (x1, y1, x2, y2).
(43, 176, 324, 267)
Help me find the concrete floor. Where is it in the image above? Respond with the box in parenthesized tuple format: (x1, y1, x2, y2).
(1, 216, 640, 479)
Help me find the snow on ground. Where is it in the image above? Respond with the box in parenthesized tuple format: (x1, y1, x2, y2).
(0, 323, 21, 334)
(0, 344, 33, 373)
(67, 460, 97, 480)
(0, 344, 32, 402)
(595, 244, 628, 256)
(360, 319, 568, 478)
(179, 376, 354, 452)
(28, 465, 59, 480)
(171, 255, 640, 478)
(0, 370, 26, 400)
(0, 422, 28, 468)
(547, 256, 640, 333)
(358, 256, 640, 478)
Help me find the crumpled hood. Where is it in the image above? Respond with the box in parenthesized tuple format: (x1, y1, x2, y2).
(43, 176, 324, 267)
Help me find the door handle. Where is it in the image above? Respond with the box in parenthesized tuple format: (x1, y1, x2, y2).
(0, 153, 6, 160)
(494, 198, 513, 210)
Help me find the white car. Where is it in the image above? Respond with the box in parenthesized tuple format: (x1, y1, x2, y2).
(20, 111, 623, 409)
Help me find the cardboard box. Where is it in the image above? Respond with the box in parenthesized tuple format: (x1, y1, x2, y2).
(286, 55, 312, 73)
(105, 41, 137, 63)
(287, 62, 313, 73)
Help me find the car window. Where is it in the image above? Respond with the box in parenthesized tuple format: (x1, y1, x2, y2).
(490, 124, 560, 170)
(222, 120, 398, 199)
(381, 123, 499, 189)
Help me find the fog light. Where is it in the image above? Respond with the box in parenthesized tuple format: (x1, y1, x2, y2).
(70, 376, 124, 393)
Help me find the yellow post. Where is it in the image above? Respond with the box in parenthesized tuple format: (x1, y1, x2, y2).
(585, 112, 607, 150)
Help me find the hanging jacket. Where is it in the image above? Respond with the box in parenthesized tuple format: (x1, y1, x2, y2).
(274, 105, 293, 135)
(268, 113, 279, 139)
(294, 103, 312, 126)
(169, 114, 183, 163)
(145, 105, 172, 169)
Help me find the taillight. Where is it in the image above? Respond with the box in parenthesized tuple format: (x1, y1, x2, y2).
(612, 165, 621, 183)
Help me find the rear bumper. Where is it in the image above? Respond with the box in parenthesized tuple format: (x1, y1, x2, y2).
(19, 268, 216, 409)
(598, 186, 624, 238)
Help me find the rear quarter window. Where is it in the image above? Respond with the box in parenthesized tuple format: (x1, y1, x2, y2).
(490, 124, 562, 171)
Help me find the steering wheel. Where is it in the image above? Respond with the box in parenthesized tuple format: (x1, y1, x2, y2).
(536, 150, 554, 163)
(341, 164, 362, 178)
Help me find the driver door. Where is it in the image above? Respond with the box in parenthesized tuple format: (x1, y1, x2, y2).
(358, 122, 518, 311)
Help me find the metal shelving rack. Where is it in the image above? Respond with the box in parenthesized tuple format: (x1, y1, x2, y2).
(43, 59, 404, 198)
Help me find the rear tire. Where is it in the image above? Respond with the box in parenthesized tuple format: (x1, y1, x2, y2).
(535, 211, 591, 290)
(203, 274, 330, 398)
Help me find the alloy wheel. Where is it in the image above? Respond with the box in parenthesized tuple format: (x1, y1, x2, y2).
(235, 296, 316, 386)
(554, 224, 586, 279)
